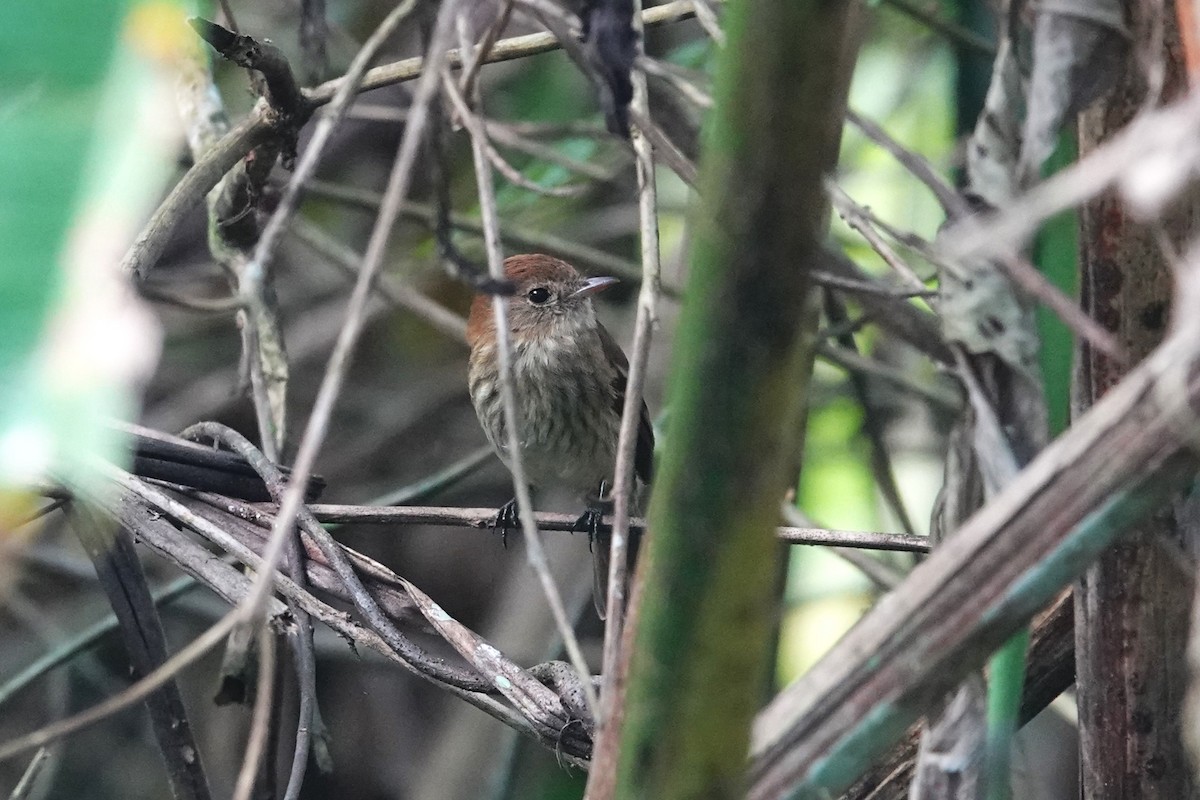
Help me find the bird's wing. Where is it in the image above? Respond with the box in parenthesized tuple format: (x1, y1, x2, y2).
(596, 323, 655, 484)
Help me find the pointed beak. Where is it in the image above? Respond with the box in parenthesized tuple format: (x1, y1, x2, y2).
(570, 276, 619, 300)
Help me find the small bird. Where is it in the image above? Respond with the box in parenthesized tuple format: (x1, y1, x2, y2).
(466, 253, 654, 617)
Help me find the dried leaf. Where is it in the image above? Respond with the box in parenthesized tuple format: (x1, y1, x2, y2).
(911, 676, 987, 800)
(581, 0, 637, 137)
(1019, 0, 1129, 184)
(966, 35, 1027, 207)
(939, 259, 1040, 381)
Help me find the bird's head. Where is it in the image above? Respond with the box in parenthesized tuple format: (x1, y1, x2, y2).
(467, 254, 618, 349)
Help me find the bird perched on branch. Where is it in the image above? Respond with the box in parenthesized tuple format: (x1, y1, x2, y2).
(466, 253, 654, 617)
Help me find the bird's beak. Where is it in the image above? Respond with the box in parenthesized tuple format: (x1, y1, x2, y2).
(570, 276, 619, 300)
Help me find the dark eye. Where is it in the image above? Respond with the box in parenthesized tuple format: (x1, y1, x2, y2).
(527, 287, 552, 305)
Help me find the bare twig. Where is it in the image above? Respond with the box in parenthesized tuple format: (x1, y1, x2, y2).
(180, 423, 322, 800)
(123, 116, 272, 279)
(230, 624, 275, 800)
(878, 0, 996, 56)
(457, 12, 600, 719)
(602, 0, 660, 712)
(823, 291, 917, 536)
(845, 108, 964, 216)
(817, 343, 962, 411)
(137, 283, 246, 314)
(639, 56, 713, 108)
(485, 122, 623, 183)
(302, 179, 659, 290)
(289, 219, 470, 343)
(0, 574, 201, 710)
(363, 446, 494, 508)
(0, 608, 242, 763)
(459, 0, 516, 97)
(7, 748, 50, 800)
(10, 497, 69, 530)
(817, 248, 953, 365)
(189, 19, 307, 117)
(443, 71, 585, 198)
(629, 108, 700, 188)
(249, 0, 421, 285)
(829, 183, 931, 294)
(305, 1, 699, 104)
(110, 490, 558, 755)
(692, 0, 725, 45)
(228, 501, 933, 552)
(781, 506, 905, 590)
(0, 423, 331, 763)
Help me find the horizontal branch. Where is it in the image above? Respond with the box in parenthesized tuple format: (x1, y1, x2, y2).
(223, 501, 932, 553)
(305, 0, 700, 104)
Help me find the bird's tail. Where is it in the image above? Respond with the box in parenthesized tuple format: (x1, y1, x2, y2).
(592, 497, 644, 621)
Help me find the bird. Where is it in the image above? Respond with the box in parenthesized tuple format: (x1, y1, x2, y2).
(466, 253, 654, 617)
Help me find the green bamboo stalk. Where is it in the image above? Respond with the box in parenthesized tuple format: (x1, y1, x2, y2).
(611, 1, 864, 797)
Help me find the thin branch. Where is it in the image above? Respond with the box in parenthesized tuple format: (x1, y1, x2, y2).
(137, 283, 246, 314)
(639, 56, 713, 109)
(0, 416, 336, 762)
(0, 608, 241, 764)
(302, 179, 660, 291)
(629, 108, 700, 188)
(112, 489, 565, 758)
(810, 270, 933, 299)
(246, 0, 421, 300)
(692, 0, 725, 45)
(459, 0, 516, 97)
(7, 748, 50, 800)
(817, 248, 953, 365)
(844, 108, 965, 217)
(457, 13, 600, 719)
(0, 574, 202, 710)
(305, 1, 700, 104)
(781, 506, 905, 591)
(601, 0, 660, 712)
(167, 489, 596, 760)
(240, 502, 933, 552)
(817, 343, 962, 411)
(443, 71, 586, 198)
(829, 183, 931, 294)
(823, 291, 917, 536)
(878, 0, 996, 57)
(179, 423, 488, 690)
(231, 624, 276, 800)
(289, 218, 470, 343)
(363, 446, 494, 508)
(11, 497, 69, 530)
(845, 110, 1129, 361)
(485, 122, 623, 183)
(189, 19, 308, 117)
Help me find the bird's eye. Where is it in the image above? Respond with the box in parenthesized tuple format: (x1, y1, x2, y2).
(527, 287, 552, 305)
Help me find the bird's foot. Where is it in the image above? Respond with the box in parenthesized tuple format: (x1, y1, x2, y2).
(493, 498, 520, 548)
(573, 494, 613, 550)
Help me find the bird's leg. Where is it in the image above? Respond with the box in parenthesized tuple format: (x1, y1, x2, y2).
(573, 480, 612, 549)
(493, 497, 520, 548)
